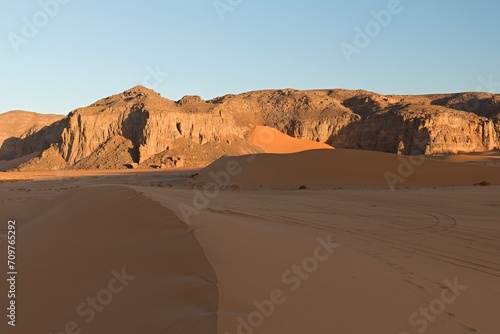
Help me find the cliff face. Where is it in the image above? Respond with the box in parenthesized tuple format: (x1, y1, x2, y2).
(210, 89, 499, 155)
(331, 105, 498, 155)
(56, 87, 255, 169)
(246, 89, 499, 155)
(3, 86, 499, 171)
(0, 111, 65, 161)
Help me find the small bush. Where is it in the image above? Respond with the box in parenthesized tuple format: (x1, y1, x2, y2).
(299, 185, 307, 190)
(231, 184, 241, 190)
(474, 181, 492, 187)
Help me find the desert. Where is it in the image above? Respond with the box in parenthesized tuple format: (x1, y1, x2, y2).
(1, 86, 499, 333)
(2, 1, 500, 333)
(0, 159, 499, 333)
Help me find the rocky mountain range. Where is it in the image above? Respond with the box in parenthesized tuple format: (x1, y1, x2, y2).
(1, 86, 499, 171)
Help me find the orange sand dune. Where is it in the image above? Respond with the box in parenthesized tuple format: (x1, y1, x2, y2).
(199, 149, 500, 188)
(0, 185, 217, 334)
(247, 125, 333, 153)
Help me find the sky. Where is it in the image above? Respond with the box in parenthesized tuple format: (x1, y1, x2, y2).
(1, 0, 499, 115)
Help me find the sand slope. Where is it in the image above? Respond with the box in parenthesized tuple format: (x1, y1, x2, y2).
(0, 185, 218, 334)
(0, 170, 499, 333)
(426, 150, 500, 166)
(136, 186, 500, 334)
(0, 152, 40, 171)
(247, 125, 333, 153)
(199, 149, 500, 188)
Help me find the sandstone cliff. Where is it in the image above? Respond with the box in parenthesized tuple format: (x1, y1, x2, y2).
(55, 87, 260, 169)
(0, 110, 65, 161)
(2, 86, 499, 171)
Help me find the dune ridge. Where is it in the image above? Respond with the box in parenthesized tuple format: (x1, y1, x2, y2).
(198, 149, 500, 188)
(0, 185, 218, 334)
(0, 169, 499, 333)
(247, 125, 333, 153)
(131, 184, 500, 334)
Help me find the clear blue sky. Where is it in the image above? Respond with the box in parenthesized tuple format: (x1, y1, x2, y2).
(1, 0, 499, 115)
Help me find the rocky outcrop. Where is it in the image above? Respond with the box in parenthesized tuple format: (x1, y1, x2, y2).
(332, 104, 498, 154)
(255, 90, 499, 154)
(2, 86, 499, 171)
(0, 110, 65, 160)
(209, 89, 499, 154)
(56, 86, 256, 168)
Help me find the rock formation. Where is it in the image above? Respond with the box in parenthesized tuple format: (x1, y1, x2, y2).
(1, 86, 499, 171)
(0, 110, 65, 161)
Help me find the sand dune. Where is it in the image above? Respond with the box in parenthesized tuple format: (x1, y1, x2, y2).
(132, 180, 500, 334)
(159, 187, 500, 334)
(0, 185, 218, 334)
(426, 151, 500, 166)
(1, 160, 499, 333)
(199, 149, 500, 188)
(0, 152, 41, 172)
(247, 125, 333, 153)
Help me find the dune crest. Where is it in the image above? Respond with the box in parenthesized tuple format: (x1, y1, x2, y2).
(0, 185, 218, 334)
(247, 125, 333, 153)
(199, 149, 500, 188)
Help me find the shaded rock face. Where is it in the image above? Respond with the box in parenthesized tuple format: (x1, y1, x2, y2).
(3, 86, 500, 171)
(219, 89, 499, 155)
(333, 105, 498, 155)
(334, 93, 500, 155)
(261, 90, 499, 155)
(0, 111, 65, 160)
(55, 86, 256, 169)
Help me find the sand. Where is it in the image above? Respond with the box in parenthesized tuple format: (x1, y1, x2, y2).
(198, 149, 500, 189)
(0, 152, 41, 172)
(425, 150, 500, 166)
(0, 148, 499, 334)
(247, 125, 334, 153)
(1, 185, 217, 334)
